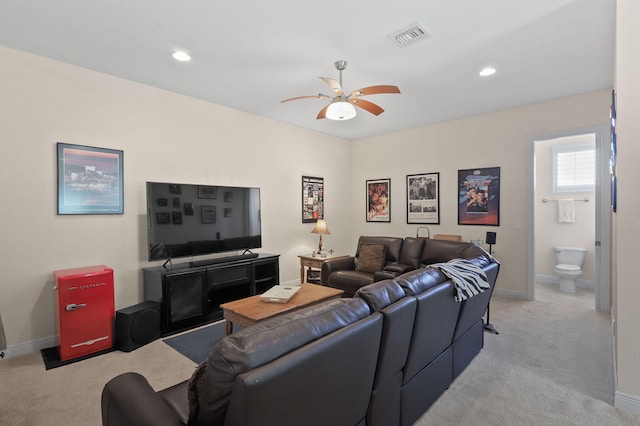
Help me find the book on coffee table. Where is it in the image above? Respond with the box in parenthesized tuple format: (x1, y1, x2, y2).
(260, 285, 301, 303)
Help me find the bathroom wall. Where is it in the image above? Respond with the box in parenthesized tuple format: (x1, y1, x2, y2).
(534, 134, 596, 284)
(614, 0, 640, 407)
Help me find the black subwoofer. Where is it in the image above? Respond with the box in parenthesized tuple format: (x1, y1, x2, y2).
(115, 301, 161, 352)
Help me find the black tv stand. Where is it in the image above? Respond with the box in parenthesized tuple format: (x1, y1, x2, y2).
(144, 253, 280, 335)
(189, 253, 259, 268)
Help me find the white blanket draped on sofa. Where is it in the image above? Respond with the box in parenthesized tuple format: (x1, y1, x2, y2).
(431, 259, 490, 302)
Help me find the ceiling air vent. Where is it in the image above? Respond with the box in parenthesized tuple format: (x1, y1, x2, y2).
(389, 23, 431, 47)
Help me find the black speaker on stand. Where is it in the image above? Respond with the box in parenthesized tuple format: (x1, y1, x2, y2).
(115, 301, 162, 352)
(484, 232, 499, 334)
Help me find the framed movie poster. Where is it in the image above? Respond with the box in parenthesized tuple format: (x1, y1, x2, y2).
(458, 167, 500, 226)
(367, 178, 391, 222)
(57, 143, 124, 215)
(407, 172, 440, 224)
(302, 176, 324, 223)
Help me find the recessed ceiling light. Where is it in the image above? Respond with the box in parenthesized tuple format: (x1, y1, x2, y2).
(172, 51, 191, 62)
(479, 67, 496, 77)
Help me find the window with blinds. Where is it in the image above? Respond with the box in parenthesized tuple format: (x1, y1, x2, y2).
(552, 142, 595, 193)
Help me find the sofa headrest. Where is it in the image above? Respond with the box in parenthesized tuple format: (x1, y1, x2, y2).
(398, 237, 425, 269)
(356, 236, 403, 263)
(421, 239, 491, 266)
(197, 298, 370, 425)
(355, 279, 405, 312)
(395, 267, 448, 296)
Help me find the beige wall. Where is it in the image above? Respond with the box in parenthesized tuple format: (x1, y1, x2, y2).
(0, 45, 354, 352)
(0, 41, 610, 350)
(534, 135, 596, 283)
(614, 0, 640, 407)
(349, 91, 610, 297)
(3, 30, 636, 412)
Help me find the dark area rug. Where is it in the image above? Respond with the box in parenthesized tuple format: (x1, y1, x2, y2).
(41, 346, 115, 370)
(163, 321, 237, 364)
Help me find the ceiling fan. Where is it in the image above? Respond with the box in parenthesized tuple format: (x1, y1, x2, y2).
(281, 60, 400, 121)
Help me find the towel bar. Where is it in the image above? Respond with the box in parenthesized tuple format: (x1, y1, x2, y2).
(541, 198, 589, 203)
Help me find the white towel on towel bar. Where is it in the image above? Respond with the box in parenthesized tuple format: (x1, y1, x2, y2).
(558, 199, 575, 223)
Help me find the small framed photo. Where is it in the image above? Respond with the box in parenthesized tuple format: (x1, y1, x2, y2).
(224, 208, 232, 217)
(172, 211, 183, 225)
(169, 184, 182, 194)
(156, 212, 171, 225)
(57, 143, 124, 215)
(225, 191, 233, 202)
(157, 198, 168, 207)
(201, 205, 217, 223)
(366, 178, 390, 222)
(407, 172, 440, 224)
(198, 185, 217, 199)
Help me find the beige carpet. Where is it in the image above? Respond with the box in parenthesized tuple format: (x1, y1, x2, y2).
(0, 283, 639, 425)
(419, 283, 640, 425)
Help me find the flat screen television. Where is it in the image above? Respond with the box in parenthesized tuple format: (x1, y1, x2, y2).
(146, 181, 261, 262)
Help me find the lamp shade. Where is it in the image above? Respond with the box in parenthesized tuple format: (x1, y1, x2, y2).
(311, 219, 330, 253)
(311, 219, 331, 235)
(326, 101, 356, 120)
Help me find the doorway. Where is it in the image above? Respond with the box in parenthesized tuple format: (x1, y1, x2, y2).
(527, 126, 611, 313)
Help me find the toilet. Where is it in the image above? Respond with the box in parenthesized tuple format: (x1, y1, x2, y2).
(554, 247, 587, 293)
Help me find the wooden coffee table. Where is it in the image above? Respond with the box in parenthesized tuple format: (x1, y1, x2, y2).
(220, 283, 343, 335)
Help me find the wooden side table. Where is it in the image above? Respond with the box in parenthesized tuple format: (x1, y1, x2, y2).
(298, 253, 349, 284)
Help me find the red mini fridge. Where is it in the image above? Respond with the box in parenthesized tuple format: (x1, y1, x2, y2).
(54, 265, 115, 361)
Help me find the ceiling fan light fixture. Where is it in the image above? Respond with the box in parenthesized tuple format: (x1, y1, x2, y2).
(172, 51, 191, 62)
(326, 101, 356, 120)
(479, 67, 496, 77)
(282, 60, 399, 120)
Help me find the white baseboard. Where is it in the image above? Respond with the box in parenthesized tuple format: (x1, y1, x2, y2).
(2, 277, 302, 360)
(615, 391, 640, 415)
(493, 288, 529, 299)
(281, 278, 300, 286)
(2, 335, 57, 359)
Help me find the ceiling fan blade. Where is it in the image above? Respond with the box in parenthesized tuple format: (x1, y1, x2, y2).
(316, 104, 330, 119)
(350, 98, 384, 116)
(349, 85, 400, 98)
(319, 77, 343, 95)
(281, 94, 329, 103)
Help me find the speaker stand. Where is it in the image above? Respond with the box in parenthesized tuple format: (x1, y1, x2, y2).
(484, 302, 499, 334)
(484, 244, 499, 334)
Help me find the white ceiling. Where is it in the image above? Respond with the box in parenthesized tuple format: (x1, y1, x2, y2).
(0, 0, 615, 140)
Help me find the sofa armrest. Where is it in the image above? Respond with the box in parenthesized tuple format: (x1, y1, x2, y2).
(102, 372, 186, 426)
(383, 263, 415, 275)
(321, 256, 356, 285)
(373, 264, 417, 282)
(374, 270, 398, 281)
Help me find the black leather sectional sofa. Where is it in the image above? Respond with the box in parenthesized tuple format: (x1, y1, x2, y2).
(322, 235, 488, 297)
(101, 238, 499, 426)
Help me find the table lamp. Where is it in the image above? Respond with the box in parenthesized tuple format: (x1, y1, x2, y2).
(311, 219, 331, 253)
